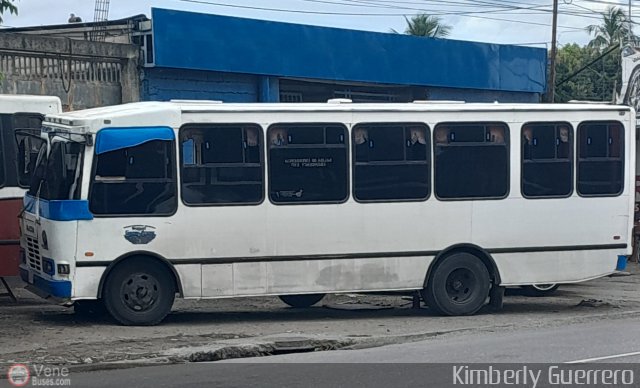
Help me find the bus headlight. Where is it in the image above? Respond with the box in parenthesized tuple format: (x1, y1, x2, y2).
(57, 264, 70, 275)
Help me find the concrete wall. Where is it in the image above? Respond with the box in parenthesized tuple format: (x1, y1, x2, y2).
(0, 33, 140, 110)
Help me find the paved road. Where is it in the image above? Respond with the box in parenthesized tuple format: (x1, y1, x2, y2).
(226, 315, 640, 364)
(42, 316, 640, 388)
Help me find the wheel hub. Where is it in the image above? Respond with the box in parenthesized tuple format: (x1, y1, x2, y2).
(451, 279, 464, 291)
(121, 273, 159, 312)
(445, 268, 476, 304)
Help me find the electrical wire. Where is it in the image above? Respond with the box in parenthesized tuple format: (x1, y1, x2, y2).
(176, 0, 587, 30)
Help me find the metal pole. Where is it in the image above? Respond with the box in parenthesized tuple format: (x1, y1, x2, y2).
(629, 0, 633, 43)
(547, 0, 559, 103)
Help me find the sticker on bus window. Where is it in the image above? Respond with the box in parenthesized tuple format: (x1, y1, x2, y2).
(123, 225, 156, 245)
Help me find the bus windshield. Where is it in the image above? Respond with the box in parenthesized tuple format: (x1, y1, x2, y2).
(28, 139, 85, 201)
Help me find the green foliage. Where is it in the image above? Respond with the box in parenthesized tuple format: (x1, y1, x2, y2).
(555, 6, 633, 102)
(0, 0, 18, 24)
(555, 44, 621, 103)
(393, 14, 452, 38)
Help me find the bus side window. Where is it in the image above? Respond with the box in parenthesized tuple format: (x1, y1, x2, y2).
(577, 121, 624, 196)
(179, 124, 264, 206)
(434, 122, 509, 200)
(90, 139, 177, 216)
(521, 122, 573, 198)
(268, 124, 348, 204)
(353, 123, 430, 202)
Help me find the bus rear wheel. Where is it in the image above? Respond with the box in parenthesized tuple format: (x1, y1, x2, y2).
(279, 294, 325, 308)
(522, 284, 559, 297)
(422, 252, 490, 316)
(103, 259, 175, 326)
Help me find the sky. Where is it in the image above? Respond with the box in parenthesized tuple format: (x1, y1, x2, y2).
(0, 0, 638, 48)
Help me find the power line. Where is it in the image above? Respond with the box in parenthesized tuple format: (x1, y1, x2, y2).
(304, 0, 553, 16)
(350, 0, 618, 21)
(576, 0, 640, 8)
(177, 0, 586, 30)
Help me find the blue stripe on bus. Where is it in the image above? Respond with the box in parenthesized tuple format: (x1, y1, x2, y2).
(24, 194, 93, 221)
(95, 126, 175, 154)
(20, 268, 72, 298)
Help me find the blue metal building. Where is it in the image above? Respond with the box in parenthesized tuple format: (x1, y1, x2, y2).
(140, 8, 547, 103)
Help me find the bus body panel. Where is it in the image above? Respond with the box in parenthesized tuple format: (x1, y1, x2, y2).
(0, 198, 22, 276)
(472, 197, 632, 248)
(0, 95, 61, 116)
(73, 267, 104, 298)
(494, 250, 622, 285)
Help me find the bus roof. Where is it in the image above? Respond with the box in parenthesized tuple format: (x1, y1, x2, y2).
(43, 100, 633, 130)
(0, 94, 62, 115)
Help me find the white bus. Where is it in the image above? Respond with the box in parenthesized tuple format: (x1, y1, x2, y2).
(19, 100, 634, 325)
(0, 95, 61, 280)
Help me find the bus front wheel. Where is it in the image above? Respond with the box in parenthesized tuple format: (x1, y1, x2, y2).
(103, 258, 176, 326)
(279, 294, 325, 308)
(422, 252, 490, 316)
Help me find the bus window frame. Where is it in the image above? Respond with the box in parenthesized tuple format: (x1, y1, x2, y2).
(351, 122, 431, 204)
(576, 120, 625, 198)
(13, 112, 46, 189)
(520, 121, 575, 200)
(88, 135, 178, 218)
(178, 123, 266, 207)
(432, 121, 511, 202)
(266, 122, 350, 206)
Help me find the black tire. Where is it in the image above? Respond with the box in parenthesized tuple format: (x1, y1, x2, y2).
(422, 252, 490, 316)
(522, 284, 559, 297)
(74, 300, 107, 316)
(103, 258, 176, 326)
(279, 294, 325, 308)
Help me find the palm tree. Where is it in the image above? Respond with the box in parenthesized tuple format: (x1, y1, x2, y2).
(0, 0, 18, 24)
(585, 6, 636, 51)
(391, 14, 452, 38)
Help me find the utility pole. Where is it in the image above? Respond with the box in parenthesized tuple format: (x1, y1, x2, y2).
(629, 0, 633, 44)
(547, 0, 559, 103)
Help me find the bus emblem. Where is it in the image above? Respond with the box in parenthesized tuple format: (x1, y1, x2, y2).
(123, 225, 156, 245)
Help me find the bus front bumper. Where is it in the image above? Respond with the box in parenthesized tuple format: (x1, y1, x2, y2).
(19, 267, 72, 301)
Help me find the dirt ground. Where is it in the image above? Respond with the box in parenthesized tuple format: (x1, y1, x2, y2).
(1, 262, 640, 371)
